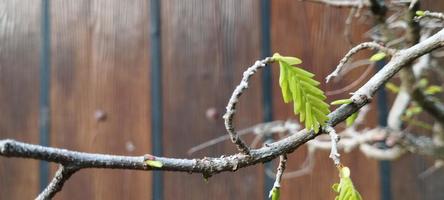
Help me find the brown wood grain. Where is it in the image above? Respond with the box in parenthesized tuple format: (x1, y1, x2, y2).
(0, 1, 41, 199)
(2, 1, 444, 199)
(50, 0, 151, 199)
(161, 0, 264, 199)
(271, 1, 380, 199)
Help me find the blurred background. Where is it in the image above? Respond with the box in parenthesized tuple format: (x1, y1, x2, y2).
(0, 0, 443, 199)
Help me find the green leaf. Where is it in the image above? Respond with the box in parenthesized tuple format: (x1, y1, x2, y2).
(305, 102, 313, 130)
(275, 53, 330, 133)
(145, 160, 163, 168)
(279, 62, 292, 103)
(281, 56, 302, 65)
(418, 78, 428, 88)
(369, 52, 386, 61)
(269, 187, 280, 200)
(332, 183, 340, 193)
(385, 82, 400, 93)
(333, 167, 362, 200)
(273, 53, 302, 65)
(416, 10, 425, 16)
(331, 99, 353, 105)
(425, 85, 442, 95)
(346, 112, 359, 127)
(405, 105, 423, 118)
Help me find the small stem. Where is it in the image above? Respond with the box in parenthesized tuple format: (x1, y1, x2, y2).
(273, 154, 287, 188)
(301, 0, 370, 7)
(325, 126, 341, 165)
(326, 42, 396, 83)
(223, 57, 273, 154)
(415, 11, 444, 21)
(269, 154, 288, 198)
(36, 165, 79, 200)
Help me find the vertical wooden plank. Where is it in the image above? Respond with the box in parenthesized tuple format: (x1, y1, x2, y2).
(271, 1, 381, 199)
(50, 0, 151, 199)
(149, 0, 163, 199)
(161, 0, 264, 199)
(390, 3, 444, 200)
(0, 1, 41, 199)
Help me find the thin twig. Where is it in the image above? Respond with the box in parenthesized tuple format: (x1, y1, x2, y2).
(326, 42, 396, 83)
(301, 0, 370, 7)
(419, 160, 444, 179)
(359, 144, 405, 160)
(36, 165, 79, 200)
(337, 59, 373, 78)
(415, 11, 444, 21)
(325, 126, 341, 165)
(326, 64, 373, 96)
(387, 90, 411, 130)
(268, 154, 287, 198)
(223, 57, 273, 154)
(344, 8, 357, 46)
(274, 154, 287, 188)
(409, 0, 419, 10)
(265, 146, 316, 179)
(282, 147, 315, 178)
(188, 120, 299, 155)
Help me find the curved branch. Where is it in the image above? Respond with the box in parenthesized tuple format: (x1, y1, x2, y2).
(326, 42, 396, 83)
(223, 57, 273, 154)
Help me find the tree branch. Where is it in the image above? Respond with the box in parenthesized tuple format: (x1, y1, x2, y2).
(273, 154, 287, 188)
(1, 26, 444, 200)
(301, 0, 370, 7)
(326, 41, 396, 83)
(402, 7, 444, 126)
(223, 57, 273, 154)
(411, 89, 444, 125)
(36, 165, 79, 200)
(325, 126, 341, 165)
(416, 11, 444, 21)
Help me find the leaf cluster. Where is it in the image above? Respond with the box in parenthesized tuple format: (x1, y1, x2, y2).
(332, 167, 362, 200)
(274, 53, 330, 133)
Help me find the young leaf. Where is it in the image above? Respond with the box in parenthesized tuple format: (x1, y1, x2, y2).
(331, 98, 358, 126)
(425, 85, 442, 95)
(331, 99, 353, 105)
(416, 10, 425, 16)
(269, 187, 280, 200)
(405, 105, 423, 118)
(145, 160, 163, 168)
(369, 52, 386, 61)
(418, 78, 428, 88)
(332, 166, 362, 200)
(279, 62, 292, 103)
(273, 53, 302, 65)
(346, 112, 359, 127)
(385, 82, 400, 93)
(332, 183, 340, 193)
(273, 53, 330, 133)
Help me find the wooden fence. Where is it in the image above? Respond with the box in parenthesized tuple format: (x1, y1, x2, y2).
(0, 0, 443, 199)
